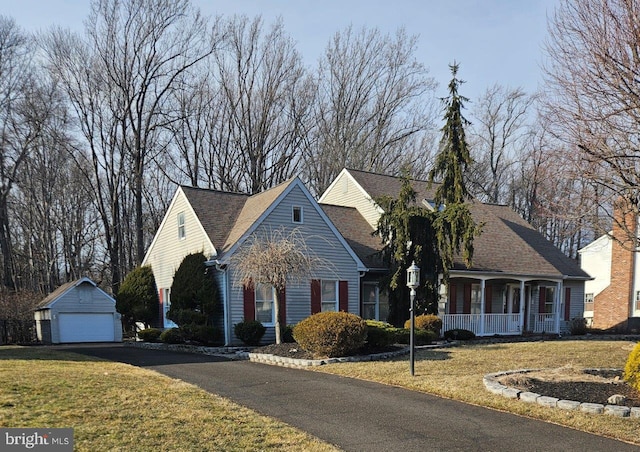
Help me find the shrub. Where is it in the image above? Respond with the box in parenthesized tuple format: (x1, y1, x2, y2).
(137, 328, 162, 342)
(443, 328, 476, 341)
(623, 342, 640, 392)
(116, 266, 159, 331)
(365, 320, 397, 348)
(393, 328, 437, 345)
(160, 328, 185, 344)
(568, 317, 588, 335)
(280, 324, 295, 343)
(182, 324, 220, 346)
(234, 320, 266, 346)
(404, 314, 443, 335)
(293, 312, 367, 358)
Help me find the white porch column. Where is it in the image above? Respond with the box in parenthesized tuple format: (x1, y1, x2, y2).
(519, 280, 525, 333)
(479, 279, 486, 336)
(555, 281, 563, 334)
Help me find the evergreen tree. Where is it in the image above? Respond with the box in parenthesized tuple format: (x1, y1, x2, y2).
(116, 266, 159, 331)
(375, 174, 442, 326)
(428, 63, 481, 275)
(167, 252, 219, 327)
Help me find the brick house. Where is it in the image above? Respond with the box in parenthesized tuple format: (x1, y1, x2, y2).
(579, 201, 640, 332)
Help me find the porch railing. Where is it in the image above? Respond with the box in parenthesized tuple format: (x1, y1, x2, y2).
(440, 313, 522, 337)
(532, 313, 556, 333)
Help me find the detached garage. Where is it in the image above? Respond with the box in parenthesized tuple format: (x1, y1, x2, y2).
(35, 277, 123, 344)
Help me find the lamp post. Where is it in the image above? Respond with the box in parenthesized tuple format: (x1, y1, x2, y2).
(406, 261, 420, 376)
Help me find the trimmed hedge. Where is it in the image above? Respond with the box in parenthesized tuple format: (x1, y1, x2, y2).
(394, 328, 438, 345)
(623, 342, 640, 392)
(443, 328, 475, 341)
(160, 328, 185, 344)
(404, 314, 443, 335)
(234, 320, 266, 346)
(293, 312, 366, 358)
(137, 328, 162, 342)
(365, 320, 397, 348)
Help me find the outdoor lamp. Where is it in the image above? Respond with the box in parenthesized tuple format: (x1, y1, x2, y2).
(406, 261, 420, 376)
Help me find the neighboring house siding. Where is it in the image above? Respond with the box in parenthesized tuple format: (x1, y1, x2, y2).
(580, 235, 612, 300)
(143, 189, 215, 291)
(320, 171, 381, 229)
(228, 185, 361, 343)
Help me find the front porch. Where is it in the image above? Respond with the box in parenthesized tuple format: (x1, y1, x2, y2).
(437, 276, 572, 337)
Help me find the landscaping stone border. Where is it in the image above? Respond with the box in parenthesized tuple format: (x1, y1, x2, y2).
(128, 341, 251, 359)
(483, 368, 640, 419)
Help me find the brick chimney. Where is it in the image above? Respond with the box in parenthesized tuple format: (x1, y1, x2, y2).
(592, 198, 637, 330)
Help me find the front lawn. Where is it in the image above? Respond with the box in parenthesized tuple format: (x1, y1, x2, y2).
(314, 339, 640, 445)
(0, 347, 337, 451)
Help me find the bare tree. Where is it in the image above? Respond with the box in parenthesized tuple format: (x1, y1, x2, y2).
(232, 227, 332, 344)
(303, 26, 438, 195)
(468, 85, 535, 204)
(211, 16, 311, 194)
(0, 16, 33, 289)
(543, 0, 640, 245)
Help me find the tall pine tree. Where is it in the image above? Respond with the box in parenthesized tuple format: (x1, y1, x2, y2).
(428, 63, 481, 276)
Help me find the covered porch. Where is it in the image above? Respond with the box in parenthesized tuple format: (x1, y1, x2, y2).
(437, 273, 570, 337)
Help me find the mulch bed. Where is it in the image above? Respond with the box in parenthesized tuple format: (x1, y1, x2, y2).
(252, 342, 403, 360)
(502, 370, 640, 407)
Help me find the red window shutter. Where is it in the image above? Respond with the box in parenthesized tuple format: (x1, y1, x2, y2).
(339, 281, 348, 312)
(243, 282, 256, 321)
(158, 289, 164, 326)
(484, 285, 492, 314)
(539, 287, 546, 314)
(278, 287, 287, 325)
(449, 284, 457, 314)
(564, 287, 571, 321)
(463, 284, 472, 313)
(311, 279, 321, 314)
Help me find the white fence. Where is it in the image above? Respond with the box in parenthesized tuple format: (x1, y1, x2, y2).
(440, 313, 556, 337)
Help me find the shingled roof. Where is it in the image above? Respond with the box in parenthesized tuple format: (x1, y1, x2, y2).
(343, 169, 590, 280)
(321, 204, 385, 270)
(344, 168, 440, 206)
(181, 180, 297, 257)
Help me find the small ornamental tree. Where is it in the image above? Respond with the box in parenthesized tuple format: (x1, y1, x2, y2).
(116, 266, 159, 331)
(167, 252, 219, 327)
(232, 227, 332, 344)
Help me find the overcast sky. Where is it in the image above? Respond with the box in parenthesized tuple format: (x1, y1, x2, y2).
(1, 0, 558, 104)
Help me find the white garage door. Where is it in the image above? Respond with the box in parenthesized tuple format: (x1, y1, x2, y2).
(58, 313, 115, 343)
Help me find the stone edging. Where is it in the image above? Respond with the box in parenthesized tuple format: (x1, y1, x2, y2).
(483, 369, 640, 419)
(127, 341, 251, 359)
(242, 347, 411, 368)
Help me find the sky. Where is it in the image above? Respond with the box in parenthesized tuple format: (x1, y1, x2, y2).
(1, 0, 559, 104)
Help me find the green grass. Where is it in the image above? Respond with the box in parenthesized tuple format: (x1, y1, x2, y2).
(0, 346, 338, 452)
(314, 339, 640, 445)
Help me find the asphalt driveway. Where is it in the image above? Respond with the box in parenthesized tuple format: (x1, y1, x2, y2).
(59, 344, 639, 452)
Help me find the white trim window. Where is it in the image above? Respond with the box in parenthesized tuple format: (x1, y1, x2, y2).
(163, 288, 177, 328)
(177, 212, 186, 240)
(321, 280, 338, 312)
(292, 206, 303, 224)
(635, 291, 640, 312)
(255, 284, 275, 325)
(471, 284, 482, 314)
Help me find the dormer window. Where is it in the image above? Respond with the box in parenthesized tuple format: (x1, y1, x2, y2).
(423, 199, 445, 212)
(177, 212, 186, 239)
(292, 206, 303, 224)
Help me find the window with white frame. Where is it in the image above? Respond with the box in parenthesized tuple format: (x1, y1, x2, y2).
(321, 280, 338, 312)
(292, 206, 303, 224)
(177, 212, 186, 239)
(584, 293, 594, 311)
(635, 291, 640, 311)
(362, 282, 378, 320)
(163, 288, 177, 328)
(471, 284, 482, 314)
(544, 287, 555, 314)
(255, 284, 275, 325)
